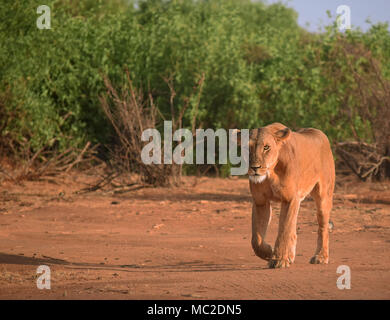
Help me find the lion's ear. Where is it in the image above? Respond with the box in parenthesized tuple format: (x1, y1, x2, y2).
(274, 127, 291, 142)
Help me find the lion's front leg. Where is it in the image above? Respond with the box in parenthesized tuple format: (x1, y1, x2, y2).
(251, 202, 273, 261)
(269, 199, 300, 268)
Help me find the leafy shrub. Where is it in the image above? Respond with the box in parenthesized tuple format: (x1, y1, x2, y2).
(1, 0, 389, 179)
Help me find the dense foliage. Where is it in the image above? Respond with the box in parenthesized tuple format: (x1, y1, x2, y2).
(1, 0, 389, 159)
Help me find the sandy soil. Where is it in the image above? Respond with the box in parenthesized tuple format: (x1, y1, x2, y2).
(0, 173, 389, 299)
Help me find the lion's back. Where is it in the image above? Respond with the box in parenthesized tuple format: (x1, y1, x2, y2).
(293, 127, 335, 189)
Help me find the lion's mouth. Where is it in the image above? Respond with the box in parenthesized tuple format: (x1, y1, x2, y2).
(250, 170, 268, 176)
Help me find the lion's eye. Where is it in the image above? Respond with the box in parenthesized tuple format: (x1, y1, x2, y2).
(264, 145, 270, 151)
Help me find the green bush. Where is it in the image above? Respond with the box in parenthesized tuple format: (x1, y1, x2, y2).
(1, 0, 389, 162)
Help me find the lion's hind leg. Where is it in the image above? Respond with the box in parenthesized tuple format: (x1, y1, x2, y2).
(310, 183, 333, 264)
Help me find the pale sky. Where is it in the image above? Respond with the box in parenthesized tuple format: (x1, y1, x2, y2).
(264, 0, 390, 32)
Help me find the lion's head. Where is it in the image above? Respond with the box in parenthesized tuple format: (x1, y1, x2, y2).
(236, 123, 291, 183)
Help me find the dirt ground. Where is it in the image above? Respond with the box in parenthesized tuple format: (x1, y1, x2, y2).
(0, 172, 389, 300)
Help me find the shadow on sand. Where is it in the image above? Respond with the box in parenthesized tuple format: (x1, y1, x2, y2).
(0, 252, 267, 273)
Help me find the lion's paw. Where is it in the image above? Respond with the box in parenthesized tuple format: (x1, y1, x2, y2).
(259, 243, 273, 261)
(268, 257, 291, 269)
(310, 254, 328, 264)
(252, 241, 273, 261)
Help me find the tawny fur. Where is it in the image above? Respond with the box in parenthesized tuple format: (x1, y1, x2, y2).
(239, 123, 335, 268)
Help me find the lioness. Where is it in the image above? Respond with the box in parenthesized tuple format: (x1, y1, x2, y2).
(236, 123, 335, 268)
